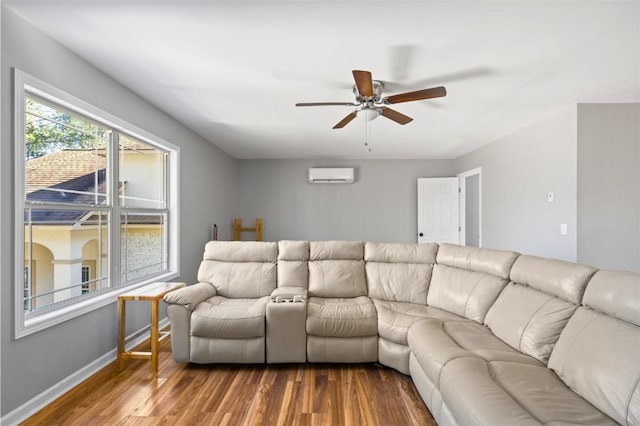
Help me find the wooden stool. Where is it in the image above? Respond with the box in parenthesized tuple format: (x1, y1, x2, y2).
(232, 217, 263, 241)
(117, 281, 185, 374)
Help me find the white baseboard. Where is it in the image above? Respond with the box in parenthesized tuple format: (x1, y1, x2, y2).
(1, 318, 170, 426)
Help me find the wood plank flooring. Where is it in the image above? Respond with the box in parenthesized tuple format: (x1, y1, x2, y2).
(23, 336, 435, 425)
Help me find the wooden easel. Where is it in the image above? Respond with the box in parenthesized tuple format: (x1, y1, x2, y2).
(232, 218, 263, 241)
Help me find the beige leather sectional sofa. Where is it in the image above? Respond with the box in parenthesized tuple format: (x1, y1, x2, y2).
(164, 240, 640, 426)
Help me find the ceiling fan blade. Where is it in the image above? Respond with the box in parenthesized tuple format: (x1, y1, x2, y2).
(380, 107, 413, 125)
(405, 66, 494, 89)
(388, 44, 416, 81)
(352, 70, 374, 97)
(333, 112, 358, 129)
(296, 102, 357, 107)
(384, 86, 447, 104)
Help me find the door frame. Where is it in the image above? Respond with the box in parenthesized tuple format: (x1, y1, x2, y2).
(457, 167, 482, 247)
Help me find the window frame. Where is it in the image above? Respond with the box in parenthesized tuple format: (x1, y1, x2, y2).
(14, 69, 180, 339)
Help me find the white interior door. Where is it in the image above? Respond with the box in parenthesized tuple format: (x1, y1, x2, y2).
(417, 178, 459, 244)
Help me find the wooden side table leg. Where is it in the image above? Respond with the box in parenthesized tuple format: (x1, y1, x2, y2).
(150, 299, 160, 374)
(117, 298, 125, 370)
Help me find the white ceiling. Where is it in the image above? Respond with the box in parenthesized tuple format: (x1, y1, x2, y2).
(6, 1, 640, 159)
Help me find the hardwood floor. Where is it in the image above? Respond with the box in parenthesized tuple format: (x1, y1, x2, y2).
(23, 336, 435, 425)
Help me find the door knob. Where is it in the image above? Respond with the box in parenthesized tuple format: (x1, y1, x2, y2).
(419, 232, 424, 237)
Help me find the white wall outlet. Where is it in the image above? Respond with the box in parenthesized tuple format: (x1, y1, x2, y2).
(560, 224, 568, 235)
(547, 192, 555, 202)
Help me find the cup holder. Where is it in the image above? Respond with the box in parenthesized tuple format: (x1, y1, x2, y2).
(272, 295, 306, 303)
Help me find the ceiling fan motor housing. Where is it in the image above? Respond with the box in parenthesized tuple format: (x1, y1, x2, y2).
(353, 80, 384, 102)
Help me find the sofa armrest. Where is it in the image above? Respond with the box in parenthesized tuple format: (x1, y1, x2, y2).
(163, 282, 216, 311)
(166, 304, 191, 362)
(270, 287, 307, 303)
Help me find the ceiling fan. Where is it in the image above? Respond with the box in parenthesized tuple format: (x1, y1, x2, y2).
(295, 70, 446, 129)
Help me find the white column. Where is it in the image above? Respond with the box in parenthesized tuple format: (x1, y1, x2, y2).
(52, 258, 83, 302)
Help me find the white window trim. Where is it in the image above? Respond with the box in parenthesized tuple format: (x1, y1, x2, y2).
(14, 69, 180, 339)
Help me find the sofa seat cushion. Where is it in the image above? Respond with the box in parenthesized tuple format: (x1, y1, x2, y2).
(408, 319, 542, 388)
(191, 296, 269, 339)
(373, 300, 470, 345)
(306, 296, 377, 337)
(440, 357, 616, 425)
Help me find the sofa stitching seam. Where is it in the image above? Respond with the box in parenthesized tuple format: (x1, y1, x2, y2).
(434, 322, 479, 385)
(192, 315, 265, 320)
(486, 360, 543, 424)
(321, 262, 326, 296)
(437, 356, 488, 425)
(517, 297, 555, 353)
(557, 312, 599, 373)
(624, 372, 640, 425)
(462, 275, 484, 320)
(225, 266, 231, 297)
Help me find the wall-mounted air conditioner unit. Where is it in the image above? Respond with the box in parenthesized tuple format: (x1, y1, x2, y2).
(308, 167, 355, 184)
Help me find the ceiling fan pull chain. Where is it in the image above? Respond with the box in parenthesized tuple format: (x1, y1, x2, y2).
(364, 117, 372, 152)
(363, 117, 367, 149)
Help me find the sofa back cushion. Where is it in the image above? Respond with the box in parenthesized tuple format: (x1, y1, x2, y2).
(509, 255, 596, 304)
(485, 256, 596, 363)
(427, 244, 519, 322)
(582, 270, 640, 325)
(548, 270, 640, 425)
(308, 241, 366, 298)
(277, 240, 309, 288)
(197, 241, 277, 298)
(365, 242, 437, 304)
(435, 243, 518, 279)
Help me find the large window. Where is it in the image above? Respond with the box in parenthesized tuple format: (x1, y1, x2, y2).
(15, 70, 179, 338)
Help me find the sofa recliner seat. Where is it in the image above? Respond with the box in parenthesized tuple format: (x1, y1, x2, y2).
(163, 240, 639, 426)
(306, 240, 378, 363)
(164, 241, 277, 364)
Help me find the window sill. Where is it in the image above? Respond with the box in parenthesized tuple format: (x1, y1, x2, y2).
(16, 271, 179, 339)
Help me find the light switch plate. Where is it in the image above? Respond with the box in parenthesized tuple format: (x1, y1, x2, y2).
(547, 192, 555, 202)
(560, 224, 568, 235)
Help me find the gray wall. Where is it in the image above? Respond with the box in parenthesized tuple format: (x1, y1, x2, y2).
(577, 103, 640, 272)
(235, 159, 456, 243)
(1, 9, 237, 415)
(456, 106, 578, 261)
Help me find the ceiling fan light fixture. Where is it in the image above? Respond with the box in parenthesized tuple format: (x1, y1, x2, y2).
(359, 108, 380, 121)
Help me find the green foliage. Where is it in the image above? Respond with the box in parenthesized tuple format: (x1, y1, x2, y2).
(25, 98, 106, 160)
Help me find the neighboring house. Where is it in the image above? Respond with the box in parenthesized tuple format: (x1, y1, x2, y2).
(24, 148, 164, 311)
